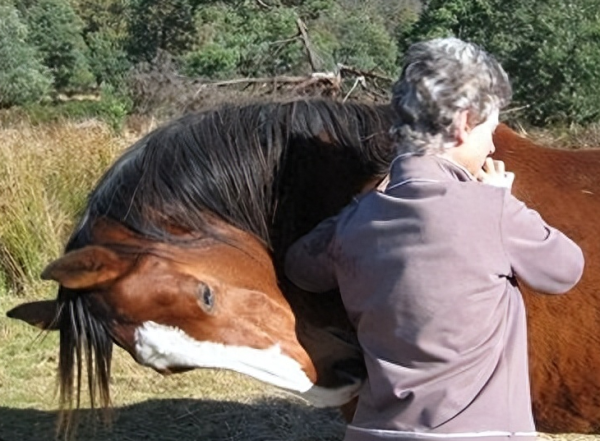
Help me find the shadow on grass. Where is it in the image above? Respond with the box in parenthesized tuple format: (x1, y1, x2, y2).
(0, 397, 346, 441)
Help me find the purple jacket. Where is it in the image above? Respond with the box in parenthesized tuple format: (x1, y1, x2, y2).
(285, 154, 584, 441)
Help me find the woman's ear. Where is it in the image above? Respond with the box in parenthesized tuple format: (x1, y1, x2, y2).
(455, 109, 471, 145)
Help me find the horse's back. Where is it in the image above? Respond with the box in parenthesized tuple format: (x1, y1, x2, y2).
(495, 125, 600, 432)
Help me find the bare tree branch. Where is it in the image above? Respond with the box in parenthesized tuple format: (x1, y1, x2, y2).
(343, 76, 366, 102)
(208, 76, 313, 87)
(296, 18, 319, 73)
(255, 0, 271, 9)
(502, 104, 531, 114)
(337, 63, 393, 82)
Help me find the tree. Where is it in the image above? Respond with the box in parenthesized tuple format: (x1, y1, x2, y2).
(182, 0, 401, 79)
(183, 1, 304, 79)
(69, 0, 131, 87)
(313, 5, 399, 76)
(21, 0, 94, 92)
(126, 0, 195, 62)
(0, 3, 51, 106)
(401, 0, 600, 125)
(85, 30, 131, 87)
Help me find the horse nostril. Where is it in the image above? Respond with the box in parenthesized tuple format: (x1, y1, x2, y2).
(196, 282, 215, 314)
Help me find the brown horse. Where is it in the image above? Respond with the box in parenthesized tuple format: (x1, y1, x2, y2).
(6, 99, 600, 434)
(6, 99, 396, 432)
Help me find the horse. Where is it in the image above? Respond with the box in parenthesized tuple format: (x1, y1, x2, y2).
(6, 99, 397, 432)
(6, 99, 600, 434)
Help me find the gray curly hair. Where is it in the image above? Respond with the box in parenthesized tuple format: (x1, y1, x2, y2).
(390, 38, 512, 154)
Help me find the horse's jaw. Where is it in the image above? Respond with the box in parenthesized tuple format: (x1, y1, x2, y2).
(134, 320, 362, 407)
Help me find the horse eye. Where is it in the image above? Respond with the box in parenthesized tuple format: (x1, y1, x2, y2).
(197, 283, 215, 314)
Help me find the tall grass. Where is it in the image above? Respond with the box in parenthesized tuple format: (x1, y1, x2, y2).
(0, 119, 127, 297)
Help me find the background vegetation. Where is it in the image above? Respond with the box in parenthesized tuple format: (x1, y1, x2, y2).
(0, 0, 598, 126)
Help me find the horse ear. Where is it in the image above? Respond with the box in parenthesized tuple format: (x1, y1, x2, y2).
(41, 245, 130, 290)
(6, 300, 60, 330)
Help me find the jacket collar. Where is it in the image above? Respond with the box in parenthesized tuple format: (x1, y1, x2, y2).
(388, 153, 476, 186)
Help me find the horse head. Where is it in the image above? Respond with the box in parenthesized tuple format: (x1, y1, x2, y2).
(9, 213, 368, 405)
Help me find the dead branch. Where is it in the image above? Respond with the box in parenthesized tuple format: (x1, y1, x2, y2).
(296, 18, 319, 73)
(343, 76, 366, 102)
(337, 63, 394, 82)
(208, 76, 317, 87)
(198, 69, 393, 101)
(255, 0, 271, 9)
(502, 104, 531, 114)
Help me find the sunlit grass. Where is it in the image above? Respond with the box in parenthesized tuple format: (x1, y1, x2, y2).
(0, 119, 126, 296)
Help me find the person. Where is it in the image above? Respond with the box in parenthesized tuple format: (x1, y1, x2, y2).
(284, 38, 584, 441)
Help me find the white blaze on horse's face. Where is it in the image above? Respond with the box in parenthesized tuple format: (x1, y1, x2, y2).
(134, 321, 362, 407)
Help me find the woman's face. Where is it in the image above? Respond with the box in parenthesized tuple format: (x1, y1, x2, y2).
(452, 109, 500, 176)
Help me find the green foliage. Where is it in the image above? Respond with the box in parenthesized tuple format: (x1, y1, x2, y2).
(314, 4, 399, 75)
(339, 0, 422, 37)
(0, 4, 52, 107)
(71, 0, 128, 35)
(294, 0, 337, 19)
(402, 0, 600, 125)
(127, 0, 195, 62)
(71, 0, 131, 86)
(183, 44, 240, 79)
(23, 88, 132, 132)
(183, 1, 304, 78)
(183, 0, 399, 79)
(21, 0, 94, 92)
(86, 30, 132, 86)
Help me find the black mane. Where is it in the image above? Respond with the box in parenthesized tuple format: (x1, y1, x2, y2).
(69, 98, 398, 251)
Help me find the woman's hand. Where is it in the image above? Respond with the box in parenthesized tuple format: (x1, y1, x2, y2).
(476, 158, 515, 189)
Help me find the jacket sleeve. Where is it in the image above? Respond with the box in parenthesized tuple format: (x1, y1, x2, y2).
(284, 215, 339, 293)
(501, 192, 584, 294)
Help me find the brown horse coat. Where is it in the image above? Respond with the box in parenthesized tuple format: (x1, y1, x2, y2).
(493, 125, 600, 432)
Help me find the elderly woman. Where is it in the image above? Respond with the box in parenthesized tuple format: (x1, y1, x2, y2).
(285, 38, 584, 441)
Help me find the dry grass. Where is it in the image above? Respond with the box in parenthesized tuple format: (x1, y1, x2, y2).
(0, 119, 127, 295)
(1, 117, 600, 440)
(510, 121, 600, 150)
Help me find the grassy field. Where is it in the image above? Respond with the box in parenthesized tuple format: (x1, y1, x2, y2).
(1, 117, 599, 441)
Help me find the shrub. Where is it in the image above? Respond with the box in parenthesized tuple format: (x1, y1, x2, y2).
(401, 0, 600, 126)
(126, 0, 195, 62)
(21, 0, 95, 92)
(85, 30, 132, 87)
(183, 0, 400, 79)
(0, 4, 51, 107)
(314, 5, 399, 76)
(23, 87, 132, 132)
(183, 2, 305, 79)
